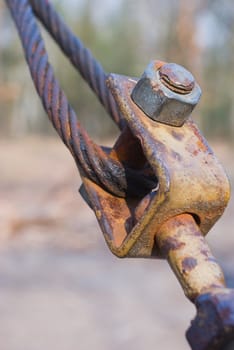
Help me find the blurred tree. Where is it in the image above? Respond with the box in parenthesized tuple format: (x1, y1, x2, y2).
(51, 0, 141, 140)
(201, 0, 234, 138)
(0, 0, 233, 140)
(0, 4, 23, 136)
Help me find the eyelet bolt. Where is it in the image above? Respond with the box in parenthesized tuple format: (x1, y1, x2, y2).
(83, 62, 231, 350)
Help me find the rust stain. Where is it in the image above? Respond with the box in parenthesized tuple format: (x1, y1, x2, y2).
(170, 150, 182, 161)
(171, 129, 184, 141)
(153, 60, 166, 71)
(160, 237, 185, 257)
(182, 257, 198, 273)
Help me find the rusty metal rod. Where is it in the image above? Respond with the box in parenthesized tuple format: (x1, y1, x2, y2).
(156, 214, 226, 301)
(157, 215, 234, 349)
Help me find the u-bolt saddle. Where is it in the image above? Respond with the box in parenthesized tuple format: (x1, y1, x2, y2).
(81, 61, 233, 350)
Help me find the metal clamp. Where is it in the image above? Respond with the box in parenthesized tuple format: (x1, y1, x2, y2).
(80, 61, 233, 349)
(81, 65, 230, 259)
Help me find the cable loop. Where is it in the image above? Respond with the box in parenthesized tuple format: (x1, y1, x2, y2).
(6, 0, 157, 198)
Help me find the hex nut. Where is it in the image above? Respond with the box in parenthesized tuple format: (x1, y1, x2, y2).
(131, 61, 202, 127)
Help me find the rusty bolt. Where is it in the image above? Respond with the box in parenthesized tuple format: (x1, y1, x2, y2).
(131, 60, 202, 127)
(156, 214, 233, 349)
(186, 289, 234, 350)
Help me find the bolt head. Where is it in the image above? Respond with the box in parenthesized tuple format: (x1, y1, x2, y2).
(131, 60, 201, 127)
(159, 62, 195, 94)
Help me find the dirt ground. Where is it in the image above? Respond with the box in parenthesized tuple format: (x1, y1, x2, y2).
(0, 137, 233, 350)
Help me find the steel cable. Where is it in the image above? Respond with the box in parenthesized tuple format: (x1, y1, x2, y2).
(28, 0, 126, 130)
(6, 0, 157, 198)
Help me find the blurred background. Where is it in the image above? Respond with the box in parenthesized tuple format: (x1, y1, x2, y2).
(0, 0, 234, 349)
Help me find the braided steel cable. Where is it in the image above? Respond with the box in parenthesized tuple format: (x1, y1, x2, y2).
(6, 0, 157, 198)
(29, 0, 126, 130)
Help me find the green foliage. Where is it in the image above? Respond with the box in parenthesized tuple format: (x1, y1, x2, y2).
(203, 100, 232, 138)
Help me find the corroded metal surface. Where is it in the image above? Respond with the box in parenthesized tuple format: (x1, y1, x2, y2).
(187, 289, 234, 350)
(159, 63, 195, 94)
(81, 72, 232, 349)
(157, 214, 234, 349)
(81, 73, 230, 258)
(156, 214, 225, 301)
(6, 1, 233, 348)
(131, 60, 201, 126)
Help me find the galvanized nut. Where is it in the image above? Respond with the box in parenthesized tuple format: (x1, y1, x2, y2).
(131, 60, 202, 127)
